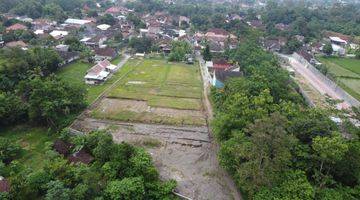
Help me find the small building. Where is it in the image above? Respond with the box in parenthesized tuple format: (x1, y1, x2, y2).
(53, 140, 73, 156)
(55, 44, 69, 52)
(329, 36, 347, 46)
(6, 40, 28, 49)
(64, 18, 91, 26)
(49, 30, 69, 40)
(212, 59, 233, 71)
(94, 47, 117, 61)
(97, 24, 111, 31)
(84, 59, 116, 84)
(6, 23, 28, 32)
(57, 51, 80, 66)
(212, 70, 242, 88)
(83, 35, 107, 48)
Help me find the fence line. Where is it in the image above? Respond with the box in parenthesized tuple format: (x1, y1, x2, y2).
(292, 53, 360, 107)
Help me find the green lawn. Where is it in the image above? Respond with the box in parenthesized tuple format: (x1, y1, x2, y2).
(317, 56, 360, 101)
(57, 58, 133, 104)
(325, 57, 360, 75)
(0, 125, 56, 170)
(107, 59, 203, 108)
(111, 56, 121, 65)
(92, 58, 205, 126)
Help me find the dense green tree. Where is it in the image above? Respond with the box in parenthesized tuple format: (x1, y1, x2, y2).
(254, 170, 315, 200)
(202, 44, 212, 61)
(45, 180, 70, 200)
(0, 92, 27, 125)
(129, 37, 153, 53)
(323, 43, 333, 56)
(98, 14, 116, 26)
(312, 133, 349, 188)
(18, 76, 86, 128)
(168, 41, 192, 62)
(219, 113, 297, 196)
(355, 48, 360, 59)
(0, 137, 21, 164)
(106, 177, 145, 200)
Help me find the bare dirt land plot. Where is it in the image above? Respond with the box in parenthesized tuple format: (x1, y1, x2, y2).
(71, 118, 237, 200)
(91, 98, 207, 126)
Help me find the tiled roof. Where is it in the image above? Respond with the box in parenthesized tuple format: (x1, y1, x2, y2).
(6, 23, 27, 31)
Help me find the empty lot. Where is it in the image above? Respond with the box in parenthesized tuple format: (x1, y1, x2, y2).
(91, 58, 206, 126)
(71, 58, 240, 199)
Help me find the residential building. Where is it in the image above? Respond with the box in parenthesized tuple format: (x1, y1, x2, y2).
(93, 47, 116, 61)
(6, 23, 28, 32)
(212, 70, 242, 88)
(84, 59, 116, 84)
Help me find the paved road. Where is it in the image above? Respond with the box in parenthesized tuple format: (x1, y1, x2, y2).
(283, 54, 350, 109)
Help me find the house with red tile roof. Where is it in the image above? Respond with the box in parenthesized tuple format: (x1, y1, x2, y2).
(84, 59, 117, 84)
(6, 23, 28, 32)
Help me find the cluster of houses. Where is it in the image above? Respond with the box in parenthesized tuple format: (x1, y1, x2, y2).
(0, 5, 136, 66)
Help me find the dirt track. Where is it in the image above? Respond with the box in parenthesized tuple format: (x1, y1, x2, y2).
(71, 118, 238, 200)
(286, 55, 350, 109)
(70, 56, 242, 199)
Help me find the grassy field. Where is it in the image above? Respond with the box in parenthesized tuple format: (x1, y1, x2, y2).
(0, 125, 56, 170)
(57, 58, 125, 104)
(317, 56, 360, 101)
(92, 58, 205, 126)
(107, 59, 203, 109)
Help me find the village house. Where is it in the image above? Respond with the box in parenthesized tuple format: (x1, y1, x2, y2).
(6, 23, 28, 32)
(31, 19, 56, 31)
(5, 40, 28, 49)
(179, 16, 190, 27)
(93, 47, 117, 61)
(207, 59, 234, 74)
(275, 23, 290, 31)
(53, 140, 93, 165)
(212, 70, 242, 88)
(84, 59, 117, 84)
(64, 18, 92, 26)
(205, 28, 236, 43)
(82, 35, 108, 48)
(49, 30, 69, 40)
(57, 51, 80, 66)
(105, 6, 131, 16)
(328, 36, 347, 56)
(247, 20, 265, 30)
(97, 24, 111, 31)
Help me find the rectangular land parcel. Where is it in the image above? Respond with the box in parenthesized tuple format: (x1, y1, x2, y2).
(91, 58, 206, 126)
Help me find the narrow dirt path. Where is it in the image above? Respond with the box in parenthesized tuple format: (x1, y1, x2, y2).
(197, 55, 243, 200)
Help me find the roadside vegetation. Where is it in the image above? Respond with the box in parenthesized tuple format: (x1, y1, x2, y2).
(211, 40, 360, 199)
(317, 56, 360, 101)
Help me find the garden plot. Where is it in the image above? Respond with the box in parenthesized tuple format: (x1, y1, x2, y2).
(318, 56, 360, 101)
(91, 58, 206, 126)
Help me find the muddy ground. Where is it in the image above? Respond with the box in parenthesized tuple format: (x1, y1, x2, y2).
(71, 118, 238, 200)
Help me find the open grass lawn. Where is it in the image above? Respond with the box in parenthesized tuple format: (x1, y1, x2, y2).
(317, 56, 360, 101)
(57, 58, 134, 104)
(107, 58, 203, 109)
(92, 58, 205, 126)
(325, 57, 360, 75)
(0, 125, 56, 170)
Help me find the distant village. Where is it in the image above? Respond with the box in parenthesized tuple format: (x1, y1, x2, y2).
(0, 1, 359, 88)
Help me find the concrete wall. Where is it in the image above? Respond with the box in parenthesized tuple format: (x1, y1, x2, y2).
(293, 53, 360, 107)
